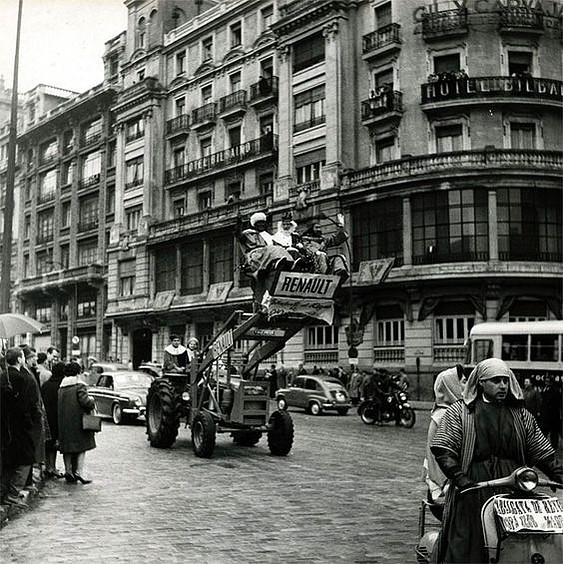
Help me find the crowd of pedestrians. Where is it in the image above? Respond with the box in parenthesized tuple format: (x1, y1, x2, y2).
(0, 344, 97, 509)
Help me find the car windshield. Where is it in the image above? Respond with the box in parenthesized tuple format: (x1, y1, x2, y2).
(113, 373, 152, 389)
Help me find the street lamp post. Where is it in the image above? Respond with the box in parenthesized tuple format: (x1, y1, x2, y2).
(0, 0, 24, 313)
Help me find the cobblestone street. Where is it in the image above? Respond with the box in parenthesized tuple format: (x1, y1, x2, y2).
(1, 407, 430, 563)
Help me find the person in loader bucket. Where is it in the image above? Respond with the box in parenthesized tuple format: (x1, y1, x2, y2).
(163, 335, 188, 373)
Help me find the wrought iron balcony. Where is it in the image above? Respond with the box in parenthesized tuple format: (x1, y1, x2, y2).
(422, 9, 468, 40)
(166, 114, 190, 136)
(413, 251, 489, 265)
(294, 115, 325, 133)
(165, 134, 276, 185)
(78, 220, 99, 233)
(499, 7, 544, 32)
(421, 75, 563, 106)
(219, 90, 247, 114)
(125, 179, 143, 190)
(249, 77, 279, 103)
(17, 264, 105, 294)
(362, 24, 401, 57)
(39, 153, 59, 167)
(80, 131, 102, 147)
(78, 174, 100, 189)
(361, 90, 403, 123)
(36, 232, 54, 244)
(192, 102, 217, 126)
(499, 250, 562, 262)
(37, 191, 56, 204)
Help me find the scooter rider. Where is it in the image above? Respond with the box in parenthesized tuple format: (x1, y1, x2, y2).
(430, 358, 563, 563)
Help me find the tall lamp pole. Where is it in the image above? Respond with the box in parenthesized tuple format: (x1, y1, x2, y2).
(0, 0, 24, 313)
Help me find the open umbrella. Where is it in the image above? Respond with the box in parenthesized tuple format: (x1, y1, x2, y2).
(0, 313, 45, 339)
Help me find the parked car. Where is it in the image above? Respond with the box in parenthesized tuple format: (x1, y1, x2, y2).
(85, 362, 129, 386)
(276, 375, 351, 416)
(89, 371, 154, 424)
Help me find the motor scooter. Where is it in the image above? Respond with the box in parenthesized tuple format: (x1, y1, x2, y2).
(358, 382, 416, 428)
(415, 466, 563, 563)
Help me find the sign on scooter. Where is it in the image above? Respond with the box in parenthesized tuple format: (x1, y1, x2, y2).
(494, 497, 563, 533)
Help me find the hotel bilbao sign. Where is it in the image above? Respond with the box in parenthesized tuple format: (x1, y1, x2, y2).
(413, 0, 563, 24)
(423, 76, 563, 102)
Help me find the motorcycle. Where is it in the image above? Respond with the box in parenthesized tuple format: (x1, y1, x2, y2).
(357, 383, 416, 428)
(415, 466, 563, 563)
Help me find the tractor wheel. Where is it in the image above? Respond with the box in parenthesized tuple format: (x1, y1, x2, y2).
(191, 411, 216, 458)
(267, 410, 294, 456)
(146, 379, 180, 448)
(233, 431, 262, 447)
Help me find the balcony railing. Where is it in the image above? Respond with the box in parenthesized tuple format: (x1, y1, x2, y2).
(219, 90, 247, 113)
(125, 179, 143, 190)
(39, 153, 59, 166)
(499, 251, 563, 262)
(422, 9, 467, 38)
(373, 347, 405, 363)
(120, 77, 162, 103)
(17, 264, 105, 292)
(78, 174, 100, 189)
(280, 0, 329, 18)
(37, 191, 56, 204)
(150, 194, 273, 241)
(361, 91, 403, 121)
(165, 134, 277, 184)
(343, 149, 562, 188)
(166, 114, 190, 135)
(249, 77, 279, 101)
(433, 345, 466, 363)
(36, 232, 54, 244)
(304, 350, 338, 365)
(499, 7, 544, 31)
(294, 115, 325, 133)
(192, 102, 217, 125)
(362, 24, 401, 55)
(81, 132, 102, 147)
(421, 76, 563, 104)
(78, 220, 98, 233)
(125, 129, 144, 143)
(413, 251, 489, 265)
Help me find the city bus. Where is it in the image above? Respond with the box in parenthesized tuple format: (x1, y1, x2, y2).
(467, 320, 563, 386)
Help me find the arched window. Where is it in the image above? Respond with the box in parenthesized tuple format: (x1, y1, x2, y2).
(137, 17, 146, 49)
(149, 10, 159, 47)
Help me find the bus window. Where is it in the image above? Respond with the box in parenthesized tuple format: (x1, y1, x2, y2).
(501, 335, 527, 361)
(530, 334, 558, 362)
(473, 339, 493, 363)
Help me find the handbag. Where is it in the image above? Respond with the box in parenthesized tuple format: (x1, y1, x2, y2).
(82, 413, 102, 432)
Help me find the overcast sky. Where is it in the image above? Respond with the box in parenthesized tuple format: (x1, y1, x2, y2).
(0, 0, 128, 94)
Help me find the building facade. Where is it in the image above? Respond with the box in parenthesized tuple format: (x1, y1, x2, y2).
(14, 83, 116, 358)
(11, 0, 562, 396)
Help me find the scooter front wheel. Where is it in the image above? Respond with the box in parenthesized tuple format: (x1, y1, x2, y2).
(359, 404, 377, 425)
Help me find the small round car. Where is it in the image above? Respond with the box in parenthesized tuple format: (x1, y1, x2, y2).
(276, 375, 351, 416)
(89, 371, 153, 424)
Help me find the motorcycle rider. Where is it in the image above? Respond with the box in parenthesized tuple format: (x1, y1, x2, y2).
(430, 358, 563, 563)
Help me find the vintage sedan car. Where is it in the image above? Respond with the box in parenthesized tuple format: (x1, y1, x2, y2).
(85, 362, 129, 386)
(276, 375, 351, 416)
(89, 371, 153, 424)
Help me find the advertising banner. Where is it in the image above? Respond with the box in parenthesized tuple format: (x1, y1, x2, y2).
(265, 295, 334, 325)
(272, 272, 340, 300)
(495, 497, 563, 533)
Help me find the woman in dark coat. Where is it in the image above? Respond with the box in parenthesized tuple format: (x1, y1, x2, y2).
(41, 362, 65, 478)
(58, 362, 96, 484)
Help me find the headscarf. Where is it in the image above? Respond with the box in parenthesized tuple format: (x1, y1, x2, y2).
(433, 367, 463, 413)
(463, 358, 523, 405)
(250, 212, 267, 227)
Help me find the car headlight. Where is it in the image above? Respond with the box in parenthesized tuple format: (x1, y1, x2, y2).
(399, 392, 407, 401)
(516, 468, 538, 492)
(181, 391, 191, 401)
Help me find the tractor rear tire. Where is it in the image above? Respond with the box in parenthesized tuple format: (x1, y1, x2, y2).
(146, 378, 180, 448)
(192, 411, 216, 458)
(267, 410, 294, 456)
(233, 431, 262, 447)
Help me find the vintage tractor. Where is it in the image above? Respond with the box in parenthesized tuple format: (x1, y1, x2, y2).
(145, 271, 340, 458)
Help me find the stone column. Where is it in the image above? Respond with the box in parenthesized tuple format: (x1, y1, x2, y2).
(321, 19, 342, 191)
(142, 110, 153, 217)
(488, 189, 498, 261)
(95, 283, 105, 358)
(114, 123, 125, 226)
(402, 196, 412, 266)
(275, 44, 292, 202)
(50, 294, 60, 348)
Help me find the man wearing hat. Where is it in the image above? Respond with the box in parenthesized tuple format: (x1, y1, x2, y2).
(237, 212, 295, 280)
(430, 358, 563, 563)
(163, 335, 188, 373)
